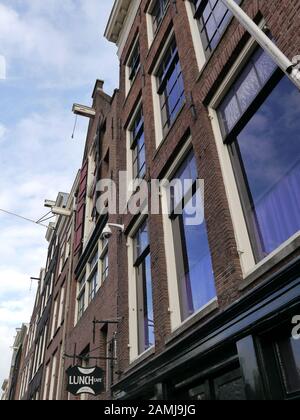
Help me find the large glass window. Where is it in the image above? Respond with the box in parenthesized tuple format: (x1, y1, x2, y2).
(171, 151, 216, 321)
(131, 108, 146, 179)
(133, 221, 155, 354)
(218, 48, 300, 262)
(157, 38, 185, 135)
(192, 0, 241, 56)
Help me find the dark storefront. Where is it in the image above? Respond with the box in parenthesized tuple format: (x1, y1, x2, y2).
(113, 257, 300, 401)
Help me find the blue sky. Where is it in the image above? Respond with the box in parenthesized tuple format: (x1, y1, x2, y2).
(0, 0, 118, 385)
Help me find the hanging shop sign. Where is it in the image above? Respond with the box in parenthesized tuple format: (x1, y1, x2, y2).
(66, 366, 105, 396)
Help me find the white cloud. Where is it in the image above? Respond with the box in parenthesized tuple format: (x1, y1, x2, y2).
(0, 0, 118, 387)
(0, 0, 118, 90)
(0, 124, 7, 142)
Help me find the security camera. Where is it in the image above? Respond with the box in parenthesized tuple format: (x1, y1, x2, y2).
(100, 225, 113, 240)
(100, 223, 125, 240)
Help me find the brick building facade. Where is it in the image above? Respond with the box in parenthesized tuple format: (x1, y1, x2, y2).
(5, 0, 300, 400)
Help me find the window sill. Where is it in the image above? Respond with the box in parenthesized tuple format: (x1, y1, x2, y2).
(128, 346, 155, 370)
(123, 68, 141, 108)
(166, 298, 219, 345)
(240, 232, 300, 291)
(153, 102, 186, 159)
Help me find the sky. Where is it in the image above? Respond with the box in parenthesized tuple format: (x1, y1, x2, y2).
(0, 0, 118, 387)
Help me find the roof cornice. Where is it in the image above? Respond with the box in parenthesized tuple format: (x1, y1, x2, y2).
(104, 0, 132, 44)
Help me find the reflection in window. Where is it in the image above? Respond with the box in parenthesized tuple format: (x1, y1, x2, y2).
(170, 151, 216, 321)
(276, 335, 300, 394)
(128, 40, 140, 82)
(88, 270, 98, 303)
(101, 248, 109, 283)
(218, 49, 300, 261)
(192, 0, 241, 56)
(157, 38, 185, 135)
(134, 221, 155, 353)
(131, 108, 146, 179)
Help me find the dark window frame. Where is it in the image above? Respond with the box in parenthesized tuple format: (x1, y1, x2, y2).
(128, 39, 141, 82)
(150, 0, 170, 35)
(133, 220, 155, 354)
(191, 0, 242, 58)
(130, 107, 146, 180)
(156, 37, 185, 135)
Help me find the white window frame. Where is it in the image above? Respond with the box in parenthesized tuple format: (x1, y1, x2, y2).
(146, 0, 171, 48)
(207, 29, 300, 281)
(160, 137, 218, 331)
(150, 28, 176, 148)
(50, 296, 59, 340)
(127, 215, 154, 363)
(48, 353, 57, 401)
(184, 0, 207, 71)
(125, 35, 140, 96)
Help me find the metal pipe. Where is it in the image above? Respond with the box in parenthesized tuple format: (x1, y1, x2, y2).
(221, 0, 300, 90)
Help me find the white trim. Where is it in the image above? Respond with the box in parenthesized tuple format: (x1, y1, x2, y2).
(127, 236, 139, 362)
(127, 214, 149, 362)
(160, 137, 196, 331)
(207, 35, 262, 276)
(125, 35, 140, 97)
(150, 29, 175, 148)
(184, 0, 207, 72)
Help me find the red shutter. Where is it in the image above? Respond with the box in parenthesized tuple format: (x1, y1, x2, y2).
(73, 160, 88, 254)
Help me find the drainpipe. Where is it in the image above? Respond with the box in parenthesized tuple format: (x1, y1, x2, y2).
(221, 0, 300, 90)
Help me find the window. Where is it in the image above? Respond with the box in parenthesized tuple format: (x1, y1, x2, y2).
(77, 273, 86, 321)
(151, 0, 170, 34)
(101, 240, 109, 282)
(157, 38, 185, 135)
(57, 284, 65, 327)
(192, 0, 241, 56)
(218, 47, 300, 262)
(50, 297, 59, 339)
(133, 221, 155, 354)
(88, 249, 99, 302)
(130, 107, 146, 179)
(128, 39, 140, 83)
(170, 151, 216, 321)
(88, 270, 98, 302)
(261, 324, 300, 399)
(276, 335, 300, 395)
(48, 353, 57, 401)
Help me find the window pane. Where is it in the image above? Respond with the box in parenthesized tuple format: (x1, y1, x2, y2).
(218, 48, 277, 136)
(236, 76, 300, 258)
(143, 254, 155, 349)
(276, 335, 300, 394)
(179, 200, 216, 318)
(195, 0, 241, 54)
(157, 39, 185, 133)
(236, 64, 261, 113)
(219, 91, 241, 134)
(136, 222, 149, 258)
